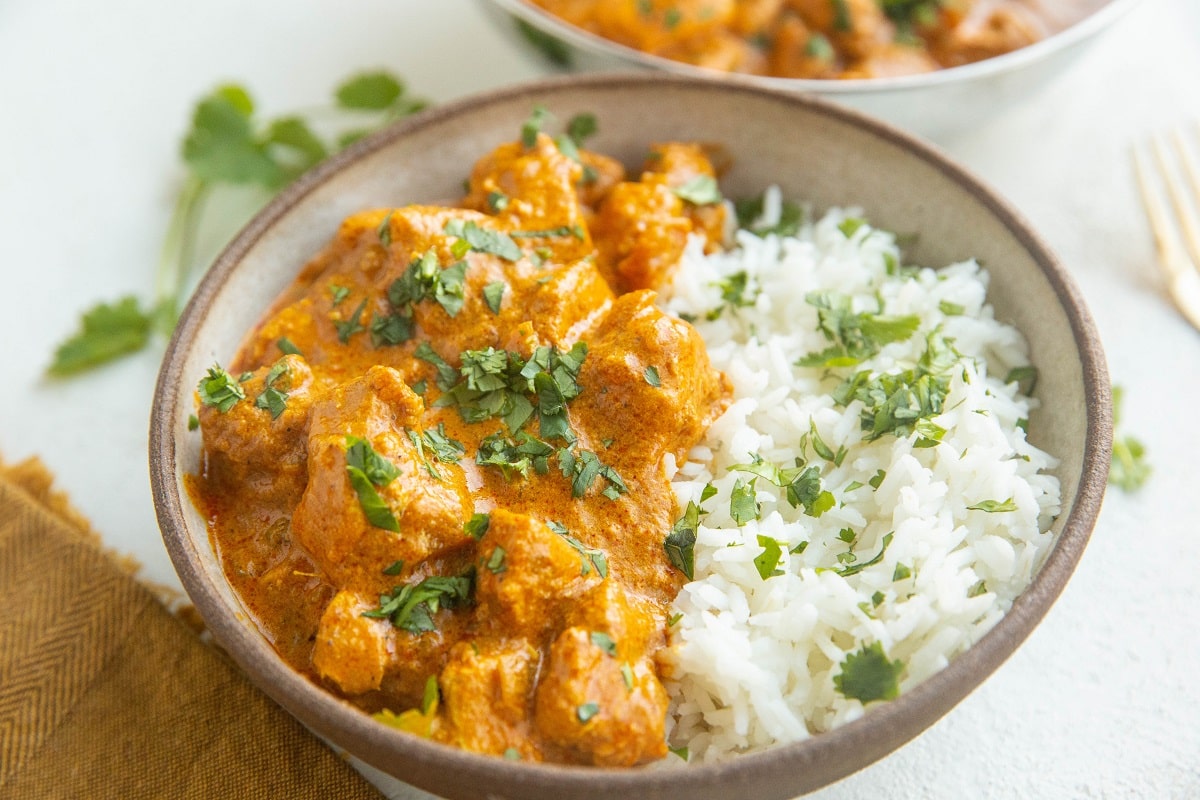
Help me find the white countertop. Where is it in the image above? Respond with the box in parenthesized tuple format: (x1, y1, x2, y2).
(1, 0, 1197, 797)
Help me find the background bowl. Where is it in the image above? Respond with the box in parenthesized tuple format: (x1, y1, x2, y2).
(483, 0, 1140, 142)
(150, 74, 1111, 800)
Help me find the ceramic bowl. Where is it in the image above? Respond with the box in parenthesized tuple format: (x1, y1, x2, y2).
(150, 74, 1111, 800)
(483, 0, 1140, 141)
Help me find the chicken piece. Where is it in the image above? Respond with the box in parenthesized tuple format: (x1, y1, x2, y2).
(198, 355, 315, 505)
(590, 178, 691, 293)
(520, 258, 615, 347)
(929, 2, 1043, 67)
(473, 509, 600, 634)
(643, 142, 728, 248)
(842, 43, 940, 78)
(533, 581, 669, 766)
(438, 638, 542, 757)
(768, 14, 844, 78)
(312, 590, 392, 695)
(786, 0, 893, 61)
(732, 0, 787, 36)
(575, 291, 731, 467)
(461, 133, 594, 264)
(290, 365, 473, 592)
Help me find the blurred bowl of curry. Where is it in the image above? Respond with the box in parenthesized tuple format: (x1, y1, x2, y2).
(485, 0, 1139, 141)
(150, 74, 1109, 799)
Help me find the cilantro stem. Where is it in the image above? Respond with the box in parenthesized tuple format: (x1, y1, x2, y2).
(153, 175, 210, 335)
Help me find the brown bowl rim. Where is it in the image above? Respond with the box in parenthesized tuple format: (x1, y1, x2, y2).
(150, 72, 1112, 799)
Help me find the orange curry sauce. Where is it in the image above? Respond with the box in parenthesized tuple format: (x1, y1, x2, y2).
(191, 128, 732, 765)
(529, 0, 1102, 79)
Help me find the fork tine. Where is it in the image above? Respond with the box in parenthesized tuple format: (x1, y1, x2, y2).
(1155, 129, 1200, 269)
(1134, 141, 1186, 281)
(1134, 132, 1200, 331)
(1170, 125, 1200, 265)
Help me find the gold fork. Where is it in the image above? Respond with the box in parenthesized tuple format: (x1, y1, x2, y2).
(1133, 125, 1200, 331)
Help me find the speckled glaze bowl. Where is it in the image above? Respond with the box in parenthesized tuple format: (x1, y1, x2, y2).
(149, 75, 1111, 800)
(483, 0, 1140, 141)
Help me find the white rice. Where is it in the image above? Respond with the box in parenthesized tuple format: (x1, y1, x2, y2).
(656, 190, 1061, 762)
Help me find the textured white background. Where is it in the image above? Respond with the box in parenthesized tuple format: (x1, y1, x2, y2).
(0, 0, 1196, 797)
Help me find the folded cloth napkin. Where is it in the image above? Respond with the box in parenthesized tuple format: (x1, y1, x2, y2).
(0, 457, 383, 799)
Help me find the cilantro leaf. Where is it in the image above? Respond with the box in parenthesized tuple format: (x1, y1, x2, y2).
(276, 336, 303, 356)
(836, 532, 894, 577)
(834, 641, 904, 704)
(182, 84, 283, 187)
(672, 175, 722, 206)
(566, 113, 598, 146)
(197, 364, 245, 412)
(333, 298, 368, 343)
(665, 501, 700, 579)
(798, 292, 920, 368)
(729, 478, 760, 525)
(345, 436, 401, 531)
(47, 296, 154, 376)
(552, 524, 609, 578)
(361, 572, 474, 634)
(335, 71, 403, 110)
(643, 366, 661, 387)
(464, 513, 490, 540)
(483, 281, 506, 314)
(443, 219, 522, 262)
(966, 498, 1018, 513)
(754, 535, 784, 580)
(590, 631, 617, 657)
(576, 702, 600, 723)
(521, 105, 553, 148)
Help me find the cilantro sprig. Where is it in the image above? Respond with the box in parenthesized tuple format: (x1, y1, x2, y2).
(1109, 384, 1151, 492)
(49, 72, 427, 377)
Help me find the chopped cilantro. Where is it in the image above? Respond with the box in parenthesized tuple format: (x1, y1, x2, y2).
(669, 745, 689, 761)
(620, 663, 635, 691)
(644, 365, 661, 387)
(729, 478, 761, 525)
(834, 641, 904, 704)
(370, 312, 414, 347)
(892, 562, 911, 581)
(485, 546, 507, 574)
(590, 631, 617, 657)
(836, 532, 894, 577)
(443, 219, 522, 262)
(344, 435, 401, 532)
(1006, 365, 1039, 395)
(503, 747, 522, 761)
(966, 498, 1017, 513)
(483, 281, 505, 314)
(754, 535, 784, 580)
(486, 191, 509, 213)
(329, 284, 351, 306)
(576, 702, 600, 723)
(187, 414, 199, 431)
(361, 572, 473, 634)
(832, 332, 956, 441)
(333, 298, 367, 343)
(476, 430, 555, 480)
(672, 175, 722, 206)
(665, 501, 700, 580)
(798, 292, 920, 368)
(553, 524, 609, 578)
(276, 336, 303, 356)
(253, 360, 290, 419)
(566, 112, 598, 146)
(382, 560, 405, 576)
(938, 299, 964, 316)
(464, 513, 490, 540)
(413, 342, 459, 390)
(521, 105, 552, 148)
(197, 364, 245, 412)
(967, 579, 988, 598)
(869, 469, 887, 489)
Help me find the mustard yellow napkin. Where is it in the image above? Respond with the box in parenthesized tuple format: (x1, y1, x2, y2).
(0, 457, 383, 799)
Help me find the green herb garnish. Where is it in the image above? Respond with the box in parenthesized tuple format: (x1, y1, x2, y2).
(754, 535, 784, 580)
(50, 73, 426, 377)
(590, 631, 617, 657)
(361, 572, 474, 634)
(344, 435, 401, 532)
(197, 364, 245, 412)
(966, 498, 1017, 513)
(672, 175, 722, 206)
(576, 702, 600, 723)
(834, 641, 904, 704)
(665, 501, 700, 580)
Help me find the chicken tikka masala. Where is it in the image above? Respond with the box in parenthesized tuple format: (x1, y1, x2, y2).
(191, 113, 731, 766)
(527, 0, 1106, 80)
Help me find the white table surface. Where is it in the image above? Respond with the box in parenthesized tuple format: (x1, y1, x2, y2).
(1, 0, 1197, 797)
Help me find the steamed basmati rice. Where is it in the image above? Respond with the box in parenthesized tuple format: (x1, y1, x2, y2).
(657, 191, 1061, 762)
